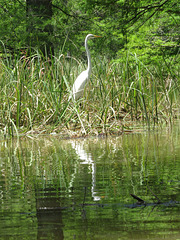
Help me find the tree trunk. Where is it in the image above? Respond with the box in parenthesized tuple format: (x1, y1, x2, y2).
(26, 0, 54, 56)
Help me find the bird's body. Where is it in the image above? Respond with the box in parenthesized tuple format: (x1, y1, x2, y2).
(69, 34, 101, 101)
(72, 69, 89, 100)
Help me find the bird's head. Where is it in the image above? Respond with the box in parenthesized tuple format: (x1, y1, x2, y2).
(86, 34, 102, 40)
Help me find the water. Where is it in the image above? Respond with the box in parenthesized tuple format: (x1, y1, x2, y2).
(0, 124, 180, 239)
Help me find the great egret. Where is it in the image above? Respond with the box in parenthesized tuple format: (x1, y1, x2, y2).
(69, 34, 101, 101)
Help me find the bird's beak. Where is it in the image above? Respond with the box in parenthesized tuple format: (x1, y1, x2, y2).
(94, 35, 102, 38)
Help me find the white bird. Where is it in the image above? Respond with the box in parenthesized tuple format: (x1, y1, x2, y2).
(69, 34, 101, 101)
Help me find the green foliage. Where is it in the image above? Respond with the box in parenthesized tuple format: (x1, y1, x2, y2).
(0, 0, 179, 60)
(0, 0, 179, 135)
(0, 50, 179, 136)
(0, 1, 26, 50)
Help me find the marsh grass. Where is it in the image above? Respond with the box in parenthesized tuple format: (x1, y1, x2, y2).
(0, 49, 179, 137)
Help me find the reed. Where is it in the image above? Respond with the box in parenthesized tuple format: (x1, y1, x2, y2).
(0, 49, 179, 137)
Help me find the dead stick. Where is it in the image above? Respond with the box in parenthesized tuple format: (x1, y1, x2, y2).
(148, 186, 161, 203)
(130, 194, 145, 204)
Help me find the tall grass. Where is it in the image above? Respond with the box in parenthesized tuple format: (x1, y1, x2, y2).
(0, 48, 179, 137)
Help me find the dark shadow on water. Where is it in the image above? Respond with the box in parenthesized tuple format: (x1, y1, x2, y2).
(35, 186, 64, 240)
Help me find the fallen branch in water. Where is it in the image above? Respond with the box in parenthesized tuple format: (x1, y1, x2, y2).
(148, 186, 162, 204)
(130, 194, 145, 204)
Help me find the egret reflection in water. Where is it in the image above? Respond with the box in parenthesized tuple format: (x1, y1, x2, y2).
(71, 141, 101, 201)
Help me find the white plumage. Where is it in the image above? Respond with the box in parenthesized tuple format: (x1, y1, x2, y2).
(69, 34, 101, 101)
(72, 69, 89, 100)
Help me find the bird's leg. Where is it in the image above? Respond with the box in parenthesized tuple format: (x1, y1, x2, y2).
(73, 103, 86, 135)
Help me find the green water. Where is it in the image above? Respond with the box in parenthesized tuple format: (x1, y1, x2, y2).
(0, 125, 180, 240)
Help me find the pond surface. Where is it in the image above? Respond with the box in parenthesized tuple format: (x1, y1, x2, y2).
(0, 124, 180, 240)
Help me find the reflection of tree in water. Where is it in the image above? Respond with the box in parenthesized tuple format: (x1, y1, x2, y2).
(34, 140, 101, 239)
(35, 187, 64, 240)
(71, 141, 100, 201)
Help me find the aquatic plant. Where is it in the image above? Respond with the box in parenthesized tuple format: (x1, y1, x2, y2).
(0, 49, 179, 137)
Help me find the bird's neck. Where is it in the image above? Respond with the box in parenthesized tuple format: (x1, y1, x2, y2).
(85, 38, 91, 76)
